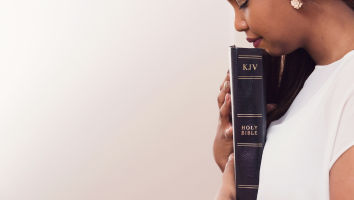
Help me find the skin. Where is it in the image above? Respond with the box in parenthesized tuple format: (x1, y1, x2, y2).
(214, 72, 276, 172)
(214, 153, 236, 200)
(213, 0, 354, 199)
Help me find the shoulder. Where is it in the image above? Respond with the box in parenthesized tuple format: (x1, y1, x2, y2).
(327, 52, 354, 102)
(329, 55, 354, 199)
(337, 50, 354, 77)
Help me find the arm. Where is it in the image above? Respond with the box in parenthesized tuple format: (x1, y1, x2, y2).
(329, 146, 354, 200)
(329, 94, 354, 199)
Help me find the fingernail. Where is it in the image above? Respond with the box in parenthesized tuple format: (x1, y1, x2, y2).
(225, 93, 230, 102)
(223, 81, 229, 90)
(267, 103, 277, 108)
(228, 153, 234, 161)
(227, 69, 229, 74)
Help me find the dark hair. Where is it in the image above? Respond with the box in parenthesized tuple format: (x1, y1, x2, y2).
(264, 48, 315, 128)
(263, 0, 354, 129)
(343, 0, 354, 9)
(264, 0, 354, 128)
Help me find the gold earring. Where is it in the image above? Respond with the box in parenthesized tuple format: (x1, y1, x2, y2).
(291, 0, 302, 9)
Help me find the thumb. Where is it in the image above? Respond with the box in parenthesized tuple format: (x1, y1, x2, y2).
(222, 153, 236, 186)
(214, 153, 236, 200)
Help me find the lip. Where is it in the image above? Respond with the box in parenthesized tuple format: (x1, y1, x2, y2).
(246, 37, 261, 42)
(253, 37, 262, 48)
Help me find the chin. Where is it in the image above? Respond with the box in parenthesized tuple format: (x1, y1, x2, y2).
(263, 47, 285, 57)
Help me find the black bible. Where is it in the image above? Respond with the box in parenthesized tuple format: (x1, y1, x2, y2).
(228, 46, 267, 200)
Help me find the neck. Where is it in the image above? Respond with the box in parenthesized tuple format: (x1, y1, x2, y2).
(303, 1, 354, 65)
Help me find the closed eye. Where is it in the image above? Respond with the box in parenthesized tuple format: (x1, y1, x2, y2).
(239, 0, 249, 9)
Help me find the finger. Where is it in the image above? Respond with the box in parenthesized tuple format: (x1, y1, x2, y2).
(223, 153, 235, 182)
(266, 103, 277, 113)
(224, 126, 233, 140)
(217, 81, 231, 109)
(219, 70, 230, 91)
(221, 153, 236, 194)
(214, 153, 236, 200)
(214, 124, 233, 172)
(219, 93, 231, 125)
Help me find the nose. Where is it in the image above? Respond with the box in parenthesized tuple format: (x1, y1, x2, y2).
(234, 11, 248, 32)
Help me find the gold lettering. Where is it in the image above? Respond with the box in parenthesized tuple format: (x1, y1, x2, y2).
(242, 64, 258, 70)
(243, 64, 250, 70)
(241, 125, 259, 136)
(252, 64, 258, 70)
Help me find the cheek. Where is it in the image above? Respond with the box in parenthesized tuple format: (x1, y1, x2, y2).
(247, 5, 302, 56)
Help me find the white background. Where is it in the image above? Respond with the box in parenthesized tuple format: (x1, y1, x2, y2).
(0, 0, 251, 199)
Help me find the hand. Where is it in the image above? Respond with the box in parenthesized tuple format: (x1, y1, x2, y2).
(213, 70, 277, 172)
(214, 153, 236, 200)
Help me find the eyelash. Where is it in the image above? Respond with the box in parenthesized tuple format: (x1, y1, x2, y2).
(239, 0, 249, 9)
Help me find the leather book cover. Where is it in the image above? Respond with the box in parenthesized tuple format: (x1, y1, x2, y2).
(228, 46, 267, 200)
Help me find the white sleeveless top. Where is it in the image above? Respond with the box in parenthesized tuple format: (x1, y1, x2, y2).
(257, 50, 354, 200)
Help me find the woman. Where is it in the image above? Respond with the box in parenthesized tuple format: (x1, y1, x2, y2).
(213, 0, 354, 199)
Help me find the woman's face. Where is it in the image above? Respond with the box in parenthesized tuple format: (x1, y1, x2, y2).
(228, 0, 308, 56)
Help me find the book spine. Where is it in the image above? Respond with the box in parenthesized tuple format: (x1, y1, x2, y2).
(229, 46, 266, 200)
